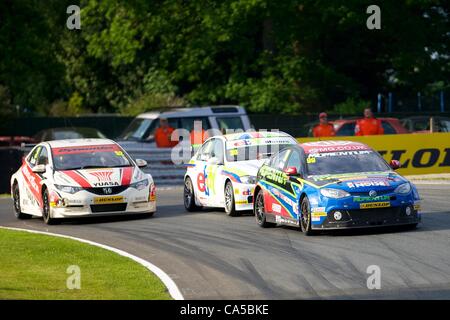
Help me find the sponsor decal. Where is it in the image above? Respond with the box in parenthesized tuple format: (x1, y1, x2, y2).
(93, 196, 124, 204)
(275, 215, 299, 226)
(272, 203, 282, 213)
(311, 207, 326, 212)
(347, 179, 390, 188)
(259, 166, 287, 185)
(53, 144, 121, 155)
(360, 201, 390, 209)
(197, 173, 206, 192)
(312, 211, 327, 221)
(353, 195, 390, 202)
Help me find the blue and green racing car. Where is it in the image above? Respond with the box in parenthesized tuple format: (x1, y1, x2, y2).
(253, 140, 421, 235)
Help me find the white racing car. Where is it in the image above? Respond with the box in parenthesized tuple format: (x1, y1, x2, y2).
(11, 139, 156, 224)
(183, 131, 298, 215)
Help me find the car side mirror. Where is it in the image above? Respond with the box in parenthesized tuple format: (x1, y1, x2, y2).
(390, 160, 401, 170)
(284, 166, 299, 176)
(32, 164, 46, 173)
(135, 159, 148, 168)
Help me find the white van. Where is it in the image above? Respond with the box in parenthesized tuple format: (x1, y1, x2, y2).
(117, 105, 253, 148)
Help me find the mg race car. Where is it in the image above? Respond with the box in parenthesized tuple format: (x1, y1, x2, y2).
(183, 131, 298, 215)
(11, 139, 156, 224)
(253, 141, 421, 234)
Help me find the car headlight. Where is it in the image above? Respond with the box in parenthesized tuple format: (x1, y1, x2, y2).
(394, 182, 411, 194)
(240, 175, 257, 184)
(130, 179, 149, 190)
(54, 184, 83, 194)
(320, 188, 351, 199)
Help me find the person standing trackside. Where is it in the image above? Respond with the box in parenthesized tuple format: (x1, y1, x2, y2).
(312, 112, 336, 137)
(190, 119, 208, 148)
(155, 118, 177, 148)
(355, 107, 384, 136)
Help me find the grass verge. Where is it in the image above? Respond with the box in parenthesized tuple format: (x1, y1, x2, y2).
(0, 228, 172, 299)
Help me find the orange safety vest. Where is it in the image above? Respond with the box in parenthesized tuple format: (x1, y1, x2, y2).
(355, 118, 384, 136)
(155, 126, 176, 148)
(312, 123, 336, 137)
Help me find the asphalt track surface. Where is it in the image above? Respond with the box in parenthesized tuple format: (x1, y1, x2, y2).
(1, 184, 450, 299)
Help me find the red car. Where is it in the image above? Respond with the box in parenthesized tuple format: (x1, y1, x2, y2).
(0, 136, 36, 147)
(332, 118, 409, 136)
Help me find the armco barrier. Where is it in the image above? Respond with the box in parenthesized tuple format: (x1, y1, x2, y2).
(3, 145, 190, 189)
(0, 147, 24, 194)
(123, 147, 192, 185)
(297, 132, 450, 175)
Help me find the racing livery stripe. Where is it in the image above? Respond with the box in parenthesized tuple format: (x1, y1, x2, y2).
(21, 162, 43, 207)
(121, 167, 133, 185)
(61, 170, 92, 188)
(259, 182, 296, 219)
(222, 170, 241, 183)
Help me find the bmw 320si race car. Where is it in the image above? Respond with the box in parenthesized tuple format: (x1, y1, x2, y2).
(183, 131, 298, 215)
(253, 141, 421, 234)
(11, 139, 156, 224)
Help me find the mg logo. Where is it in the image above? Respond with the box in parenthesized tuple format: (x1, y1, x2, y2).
(369, 190, 377, 197)
(103, 187, 113, 194)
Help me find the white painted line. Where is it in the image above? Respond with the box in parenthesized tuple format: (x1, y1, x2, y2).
(0, 226, 184, 300)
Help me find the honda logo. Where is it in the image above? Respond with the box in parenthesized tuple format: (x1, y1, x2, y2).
(103, 187, 113, 195)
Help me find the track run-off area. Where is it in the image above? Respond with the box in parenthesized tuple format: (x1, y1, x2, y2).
(1, 184, 450, 299)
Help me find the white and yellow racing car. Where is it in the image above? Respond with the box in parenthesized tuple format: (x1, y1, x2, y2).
(11, 139, 156, 224)
(183, 131, 297, 215)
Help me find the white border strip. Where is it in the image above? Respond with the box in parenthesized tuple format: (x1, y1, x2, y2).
(0, 226, 184, 300)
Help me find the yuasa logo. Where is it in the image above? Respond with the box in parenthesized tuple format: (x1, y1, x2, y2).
(90, 171, 113, 182)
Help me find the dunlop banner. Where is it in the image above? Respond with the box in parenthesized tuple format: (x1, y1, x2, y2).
(297, 132, 450, 175)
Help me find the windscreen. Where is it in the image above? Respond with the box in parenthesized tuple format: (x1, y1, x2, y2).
(306, 150, 390, 176)
(118, 118, 153, 140)
(52, 144, 132, 170)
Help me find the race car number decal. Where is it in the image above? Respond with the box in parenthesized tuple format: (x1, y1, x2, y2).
(94, 196, 124, 204)
(360, 201, 390, 209)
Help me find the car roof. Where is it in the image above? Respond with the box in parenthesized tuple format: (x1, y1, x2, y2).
(136, 105, 246, 119)
(44, 138, 116, 148)
(332, 117, 399, 123)
(299, 140, 371, 154)
(223, 131, 293, 141)
(402, 116, 450, 121)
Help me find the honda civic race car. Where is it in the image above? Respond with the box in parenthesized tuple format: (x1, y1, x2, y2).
(183, 131, 298, 215)
(253, 141, 421, 234)
(11, 139, 156, 224)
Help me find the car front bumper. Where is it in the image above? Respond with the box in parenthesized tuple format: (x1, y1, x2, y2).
(311, 205, 421, 230)
(50, 185, 156, 218)
(233, 183, 255, 211)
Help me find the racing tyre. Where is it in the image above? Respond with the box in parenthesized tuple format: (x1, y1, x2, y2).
(224, 181, 238, 216)
(42, 189, 58, 225)
(184, 177, 201, 212)
(300, 196, 314, 235)
(254, 189, 275, 228)
(13, 183, 31, 219)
